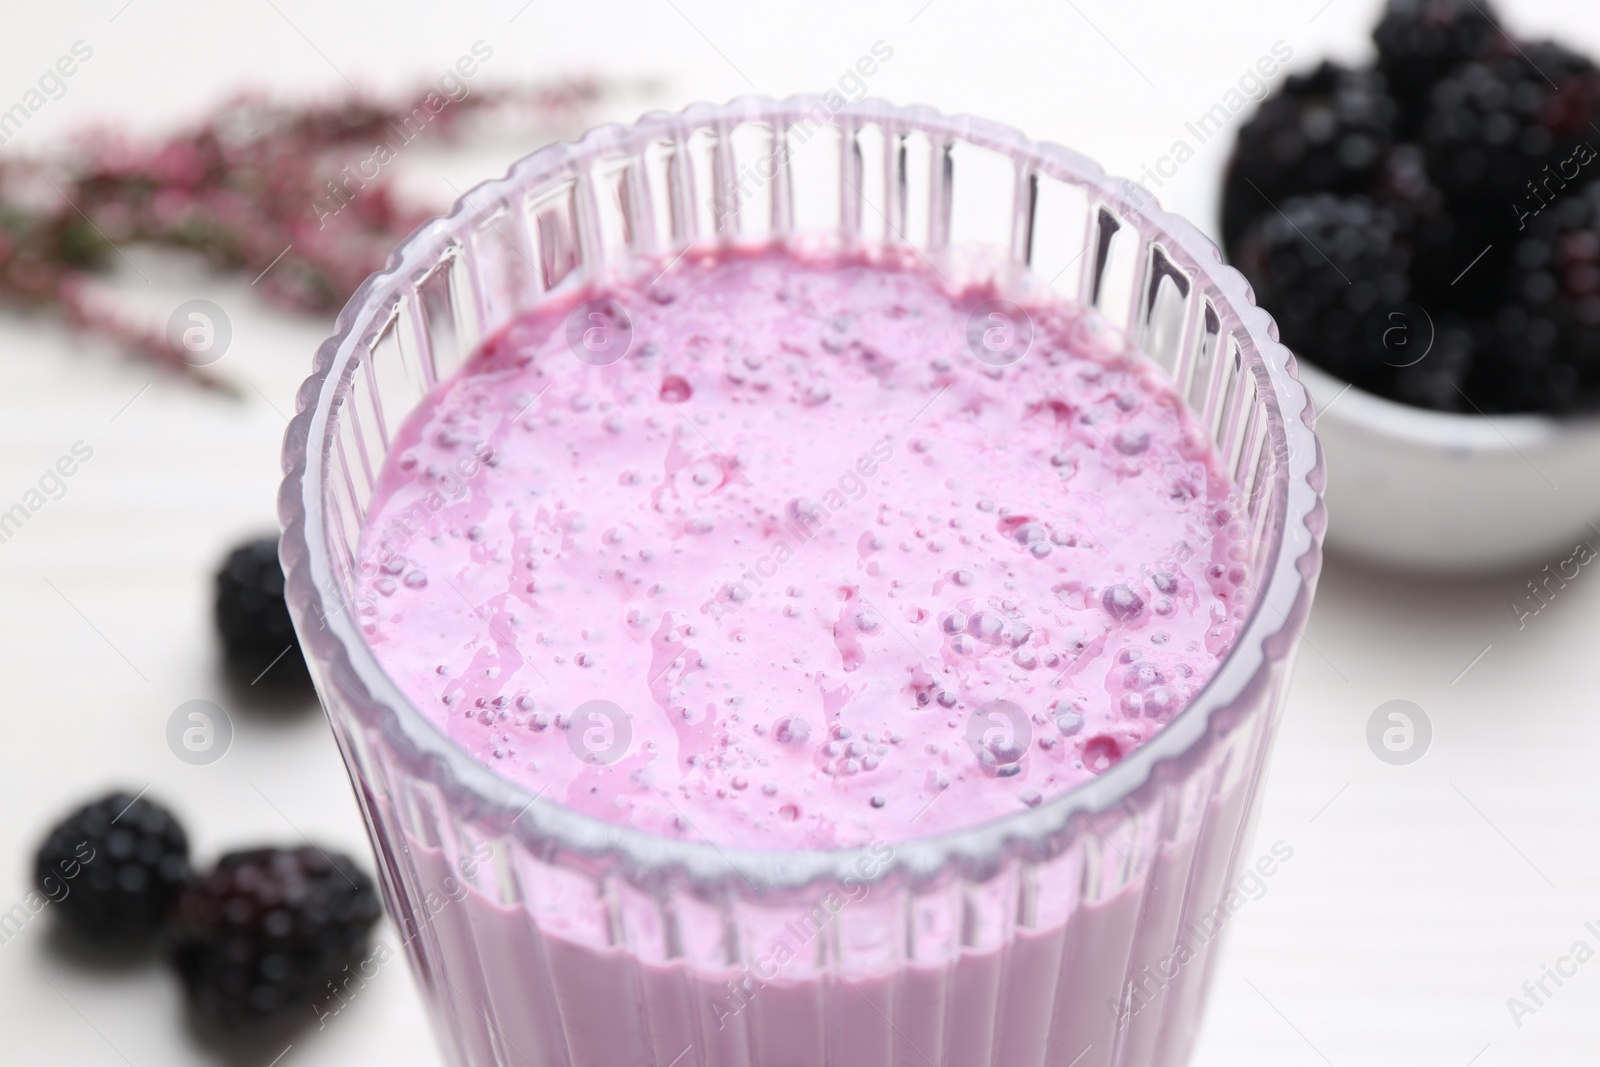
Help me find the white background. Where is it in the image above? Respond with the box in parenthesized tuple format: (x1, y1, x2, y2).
(2, 1, 1599, 1065)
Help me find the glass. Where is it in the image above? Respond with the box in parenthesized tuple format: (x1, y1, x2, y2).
(279, 96, 1324, 1067)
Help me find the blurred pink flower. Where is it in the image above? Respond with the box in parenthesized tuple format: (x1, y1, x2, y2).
(0, 78, 603, 389)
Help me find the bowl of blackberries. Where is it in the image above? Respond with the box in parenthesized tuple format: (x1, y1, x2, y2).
(1223, 0, 1600, 573)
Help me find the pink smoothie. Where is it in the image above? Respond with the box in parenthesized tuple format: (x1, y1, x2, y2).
(354, 244, 1248, 851)
(351, 244, 1268, 1067)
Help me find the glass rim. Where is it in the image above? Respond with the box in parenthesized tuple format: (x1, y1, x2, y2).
(279, 94, 1325, 895)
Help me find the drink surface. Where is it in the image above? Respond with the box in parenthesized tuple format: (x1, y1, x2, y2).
(355, 244, 1250, 849)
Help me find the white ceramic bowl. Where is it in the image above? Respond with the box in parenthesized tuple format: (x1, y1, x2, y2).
(1299, 360, 1600, 574)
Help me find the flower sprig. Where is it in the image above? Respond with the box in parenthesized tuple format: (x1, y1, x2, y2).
(0, 79, 603, 389)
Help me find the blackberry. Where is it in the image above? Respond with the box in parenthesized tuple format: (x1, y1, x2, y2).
(1373, 142, 1437, 215)
(1422, 43, 1600, 208)
(215, 535, 305, 682)
(170, 846, 382, 1032)
(1487, 182, 1600, 412)
(34, 791, 191, 940)
(1374, 0, 1503, 131)
(1390, 315, 1491, 412)
(1236, 193, 1411, 394)
(1221, 62, 1399, 254)
(1370, 142, 1492, 307)
(1408, 205, 1516, 312)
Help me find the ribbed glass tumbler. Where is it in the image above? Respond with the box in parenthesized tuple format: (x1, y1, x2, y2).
(279, 96, 1324, 1067)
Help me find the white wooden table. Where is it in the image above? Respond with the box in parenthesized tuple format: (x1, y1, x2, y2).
(3, 1, 1598, 1064)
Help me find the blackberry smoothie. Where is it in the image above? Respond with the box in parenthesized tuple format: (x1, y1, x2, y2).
(338, 240, 1270, 1067)
(355, 245, 1248, 851)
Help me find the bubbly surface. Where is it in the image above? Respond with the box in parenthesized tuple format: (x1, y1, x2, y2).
(355, 246, 1251, 849)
